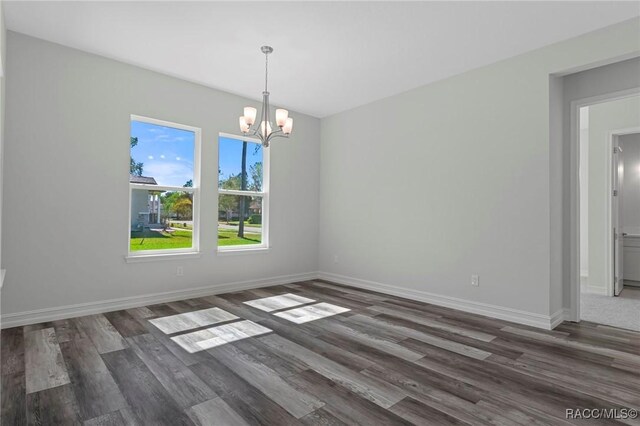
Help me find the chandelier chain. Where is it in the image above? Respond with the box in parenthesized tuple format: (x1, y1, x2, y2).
(264, 51, 269, 93)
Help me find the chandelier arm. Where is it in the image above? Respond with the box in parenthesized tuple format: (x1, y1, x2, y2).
(268, 133, 289, 141)
(250, 131, 265, 145)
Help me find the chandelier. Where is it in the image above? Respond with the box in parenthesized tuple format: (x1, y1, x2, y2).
(239, 46, 293, 147)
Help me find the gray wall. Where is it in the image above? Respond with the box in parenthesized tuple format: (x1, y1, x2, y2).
(319, 18, 640, 321)
(1, 32, 321, 318)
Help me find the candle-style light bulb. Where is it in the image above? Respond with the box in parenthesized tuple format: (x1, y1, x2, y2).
(276, 109, 289, 127)
(282, 117, 293, 135)
(244, 107, 257, 126)
(239, 116, 249, 133)
(260, 121, 272, 137)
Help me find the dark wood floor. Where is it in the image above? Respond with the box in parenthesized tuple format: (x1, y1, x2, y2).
(2, 280, 639, 425)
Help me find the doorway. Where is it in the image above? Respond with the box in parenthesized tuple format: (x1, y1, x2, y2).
(577, 95, 640, 331)
(616, 132, 640, 293)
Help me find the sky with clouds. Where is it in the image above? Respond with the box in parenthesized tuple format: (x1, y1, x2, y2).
(131, 121, 263, 188)
(131, 120, 195, 187)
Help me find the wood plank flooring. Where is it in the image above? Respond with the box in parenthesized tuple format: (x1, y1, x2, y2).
(2, 280, 640, 425)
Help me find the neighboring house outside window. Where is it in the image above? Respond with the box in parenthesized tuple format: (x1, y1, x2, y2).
(218, 133, 269, 251)
(130, 175, 161, 227)
(128, 116, 201, 257)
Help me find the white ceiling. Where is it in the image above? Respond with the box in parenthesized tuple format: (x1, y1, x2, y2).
(4, 1, 639, 117)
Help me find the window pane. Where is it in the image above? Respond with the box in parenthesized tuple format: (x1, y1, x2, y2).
(130, 188, 193, 251)
(218, 195, 263, 247)
(219, 137, 263, 191)
(131, 120, 195, 187)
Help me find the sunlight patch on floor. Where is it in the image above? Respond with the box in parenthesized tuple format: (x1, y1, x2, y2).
(149, 307, 238, 334)
(243, 293, 315, 312)
(274, 302, 350, 324)
(171, 320, 272, 353)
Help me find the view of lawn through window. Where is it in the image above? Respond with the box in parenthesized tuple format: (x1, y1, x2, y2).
(129, 118, 198, 253)
(218, 136, 265, 248)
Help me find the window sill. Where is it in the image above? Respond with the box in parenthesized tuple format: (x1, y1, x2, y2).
(125, 252, 201, 263)
(217, 246, 271, 256)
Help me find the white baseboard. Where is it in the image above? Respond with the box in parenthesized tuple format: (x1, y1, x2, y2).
(1, 270, 570, 330)
(549, 308, 571, 329)
(317, 271, 564, 330)
(0, 271, 318, 329)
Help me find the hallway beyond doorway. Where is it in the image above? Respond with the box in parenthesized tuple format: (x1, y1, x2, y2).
(580, 287, 640, 331)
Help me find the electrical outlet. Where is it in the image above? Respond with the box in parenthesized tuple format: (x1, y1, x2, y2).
(471, 274, 479, 287)
(176, 266, 184, 276)
(333, 254, 339, 264)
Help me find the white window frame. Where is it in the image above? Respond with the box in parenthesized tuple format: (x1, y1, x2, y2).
(217, 132, 270, 253)
(126, 115, 201, 261)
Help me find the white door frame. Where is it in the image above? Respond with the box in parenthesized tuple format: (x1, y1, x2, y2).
(569, 88, 640, 322)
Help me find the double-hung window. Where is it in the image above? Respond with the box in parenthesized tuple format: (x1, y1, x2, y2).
(218, 133, 269, 252)
(128, 115, 201, 257)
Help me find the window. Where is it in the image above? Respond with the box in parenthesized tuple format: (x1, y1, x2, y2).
(128, 116, 201, 256)
(218, 133, 269, 251)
